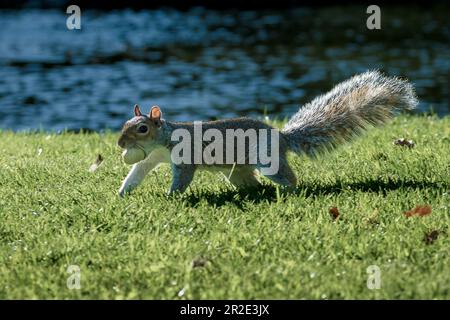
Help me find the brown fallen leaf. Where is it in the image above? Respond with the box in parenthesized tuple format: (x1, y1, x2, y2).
(403, 205, 432, 218)
(89, 154, 104, 172)
(329, 207, 340, 220)
(393, 138, 415, 148)
(424, 230, 439, 245)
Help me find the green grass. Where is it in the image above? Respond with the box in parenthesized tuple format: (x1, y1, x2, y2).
(0, 115, 449, 299)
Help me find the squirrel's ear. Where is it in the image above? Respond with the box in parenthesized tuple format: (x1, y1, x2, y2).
(134, 104, 142, 117)
(149, 105, 162, 126)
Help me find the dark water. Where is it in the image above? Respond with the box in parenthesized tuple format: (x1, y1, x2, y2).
(0, 6, 449, 131)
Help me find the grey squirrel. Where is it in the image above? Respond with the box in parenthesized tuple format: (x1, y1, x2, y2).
(117, 70, 418, 196)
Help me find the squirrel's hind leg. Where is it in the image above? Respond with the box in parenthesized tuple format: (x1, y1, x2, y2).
(227, 166, 261, 187)
(260, 159, 297, 188)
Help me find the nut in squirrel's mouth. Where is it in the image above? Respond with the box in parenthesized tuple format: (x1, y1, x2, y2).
(122, 144, 148, 164)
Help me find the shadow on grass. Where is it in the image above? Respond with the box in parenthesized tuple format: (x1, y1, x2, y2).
(180, 178, 447, 208)
(181, 185, 278, 210)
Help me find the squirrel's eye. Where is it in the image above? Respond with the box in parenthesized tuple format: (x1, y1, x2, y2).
(137, 124, 148, 134)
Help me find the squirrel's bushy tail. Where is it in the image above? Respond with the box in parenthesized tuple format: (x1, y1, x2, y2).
(282, 70, 418, 156)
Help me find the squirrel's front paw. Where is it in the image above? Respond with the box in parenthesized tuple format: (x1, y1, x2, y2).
(118, 182, 138, 198)
(166, 190, 175, 197)
(118, 187, 132, 198)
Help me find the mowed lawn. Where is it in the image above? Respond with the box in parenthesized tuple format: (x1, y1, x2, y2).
(0, 115, 449, 299)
